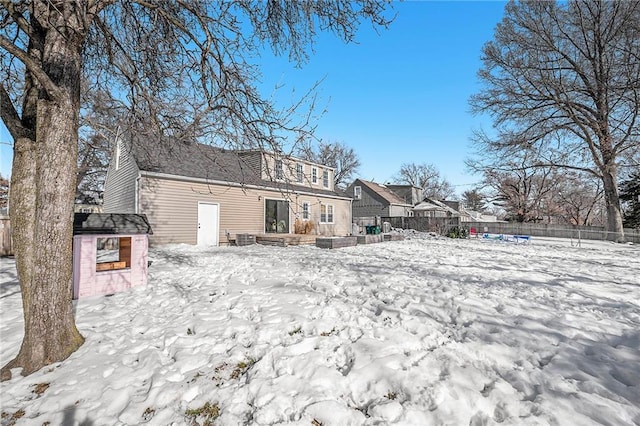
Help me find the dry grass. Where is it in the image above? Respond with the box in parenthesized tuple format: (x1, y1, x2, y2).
(185, 401, 220, 425)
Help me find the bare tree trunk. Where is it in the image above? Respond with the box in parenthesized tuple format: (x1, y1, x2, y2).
(602, 168, 625, 242)
(7, 137, 36, 321)
(1, 18, 84, 381)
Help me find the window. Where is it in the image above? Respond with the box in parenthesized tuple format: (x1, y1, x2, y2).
(275, 159, 284, 180)
(320, 204, 334, 223)
(296, 163, 304, 183)
(96, 237, 131, 272)
(354, 186, 362, 200)
(265, 199, 289, 233)
(312, 167, 317, 184)
(302, 202, 310, 220)
(322, 170, 329, 188)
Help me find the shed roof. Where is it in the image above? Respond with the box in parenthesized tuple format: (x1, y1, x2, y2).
(73, 213, 153, 235)
(356, 179, 411, 207)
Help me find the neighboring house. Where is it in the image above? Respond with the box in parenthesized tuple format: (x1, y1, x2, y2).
(458, 208, 498, 223)
(412, 198, 460, 218)
(443, 200, 497, 222)
(384, 184, 424, 206)
(103, 139, 351, 246)
(346, 179, 413, 218)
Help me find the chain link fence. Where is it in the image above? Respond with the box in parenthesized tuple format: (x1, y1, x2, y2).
(462, 221, 640, 244)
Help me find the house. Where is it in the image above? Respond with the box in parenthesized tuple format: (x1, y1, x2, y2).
(384, 184, 424, 206)
(103, 139, 352, 246)
(442, 200, 497, 223)
(413, 198, 460, 218)
(345, 179, 414, 219)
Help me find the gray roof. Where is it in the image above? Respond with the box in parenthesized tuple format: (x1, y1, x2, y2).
(73, 213, 153, 235)
(413, 199, 459, 215)
(128, 139, 344, 198)
(355, 179, 412, 206)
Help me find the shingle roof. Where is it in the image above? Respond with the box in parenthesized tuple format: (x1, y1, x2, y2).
(356, 179, 411, 206)
(413, 198, 459, 214)
(130, 138, 262, 184)
(74, 213, 153, 235)
(129, 139, 344, 198)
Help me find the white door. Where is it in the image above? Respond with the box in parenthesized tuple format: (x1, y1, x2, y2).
(197, 202, 219, 246)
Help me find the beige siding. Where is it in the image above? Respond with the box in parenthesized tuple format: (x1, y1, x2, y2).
(291, 194, 351, 237)
(139, 176, 351, 246)
(103, 141, 139, 213)
(261, 152, 335, 192)
(389, 205, 412, 217)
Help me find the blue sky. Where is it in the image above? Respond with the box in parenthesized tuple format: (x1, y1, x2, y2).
(0, 1, 507, 195)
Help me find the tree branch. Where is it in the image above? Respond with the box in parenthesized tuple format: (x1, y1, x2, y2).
(0, 0, 32, 37)
(0, 35, 62, 100)
(0, 85, 32, 140)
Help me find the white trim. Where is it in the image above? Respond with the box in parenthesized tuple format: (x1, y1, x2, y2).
(322, 169, 329, 189)
(134, 173, 141, 214)
(264, 197, 291, 233)
(114, 140, 121, 171)
(197, 201, 220, 246)
(275, 158, 284, 180)
(296, 163, 304, 183)
(354, 185, 362, 200)
(320, 203, 334, 224)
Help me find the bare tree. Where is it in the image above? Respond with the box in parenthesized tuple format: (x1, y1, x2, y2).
(76, 88, 114, 203)
(0, 173, 8, 210)
(76, 133, 110, 204)
(0, 1, 393, 380)
(470, 0, 640, 241)
(552, 172, 604, 226)
(297, 140, 361, 189)
(469, 149, 558, 223)
(393, 162, 455, 200)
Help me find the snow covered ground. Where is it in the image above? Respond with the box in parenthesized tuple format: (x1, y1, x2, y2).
(1, 232, 639, 426)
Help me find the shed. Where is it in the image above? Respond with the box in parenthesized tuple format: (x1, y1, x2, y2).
(72, 213, 153, 299)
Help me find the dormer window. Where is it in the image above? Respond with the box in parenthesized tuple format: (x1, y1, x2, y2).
(296, 163, 304, 183)
(322, 170, 329, 188)
(275, 159, 284, 180)
(312, 167, 318, 184)
(354, 186, 362, 200)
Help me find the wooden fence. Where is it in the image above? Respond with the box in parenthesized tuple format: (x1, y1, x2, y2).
(0, 215, 11, 256)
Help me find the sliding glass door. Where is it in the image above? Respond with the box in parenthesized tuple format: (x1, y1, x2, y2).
(265, 199, 289, 233)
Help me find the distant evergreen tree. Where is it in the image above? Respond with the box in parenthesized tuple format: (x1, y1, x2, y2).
(461, 189, 486, 212)
(620, 172, 640, 229)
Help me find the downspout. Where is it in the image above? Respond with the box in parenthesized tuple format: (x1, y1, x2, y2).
(134, 173, 141, 214)
(350, 197, 353, 236)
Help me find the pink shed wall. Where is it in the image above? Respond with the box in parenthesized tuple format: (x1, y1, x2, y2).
(73, 234, 149, 299)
